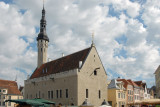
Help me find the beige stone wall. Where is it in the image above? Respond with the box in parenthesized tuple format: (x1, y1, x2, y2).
(77, 46, 108, 107)
(25, 70, 78, 106)
(37, 40, 48, 68)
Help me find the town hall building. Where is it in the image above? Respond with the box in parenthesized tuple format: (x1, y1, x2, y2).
(24, 5, 108, 106)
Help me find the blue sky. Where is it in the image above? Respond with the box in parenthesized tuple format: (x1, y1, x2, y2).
(0, 0, 160, 87)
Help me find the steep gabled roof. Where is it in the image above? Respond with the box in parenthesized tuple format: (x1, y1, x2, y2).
(30, 47, 91, 79)
(134, 81, 142, 86)
(127, 79, 140, 89)
(154, 65, 160, 74)
(0, 79, 21, 95)
(134, 81, 144, 89)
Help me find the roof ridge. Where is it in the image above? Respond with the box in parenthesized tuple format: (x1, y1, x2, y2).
(46, 47, 91, 64)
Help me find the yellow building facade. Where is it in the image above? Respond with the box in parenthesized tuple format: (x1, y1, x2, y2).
(108, 79, 127, 107)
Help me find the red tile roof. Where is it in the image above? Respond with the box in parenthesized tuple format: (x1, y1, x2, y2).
(134, 81, 142, 86)
(117, 79, 131, 88)
(0, 79, 21, 95)
(134, 81, 145, 89)
(30, 47, 91, 79)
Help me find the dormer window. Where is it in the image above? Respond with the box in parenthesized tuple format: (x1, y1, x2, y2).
(94, 70, 97, 75)
(3, 90, 6, 93)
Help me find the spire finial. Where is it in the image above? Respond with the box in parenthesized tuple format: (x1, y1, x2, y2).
(43, 0, 45, 9)
(91, 31, 95, 46)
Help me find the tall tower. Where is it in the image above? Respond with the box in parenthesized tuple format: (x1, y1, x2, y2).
(37, 5, 49, 68)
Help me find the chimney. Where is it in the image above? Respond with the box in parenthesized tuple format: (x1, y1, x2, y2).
(27, 75, 30, 80)
(62, 53, 64, 57)
(48, 58, 52, 62)
(79, 61, 82, 68)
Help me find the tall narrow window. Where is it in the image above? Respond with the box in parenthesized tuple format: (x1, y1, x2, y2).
(94, 70, 97, 75)
(41, 48, 42, 52)
(86, 89, 88, 98)
(60, 90, 62, 98)
(8, 96, 11, 100)
(56, 90, 58, 98)
(48, 91, 50, 99)
(51, 91, 53, 99)
(66, 89, 68, 98)
(99, 90, 101, 99)
(118, 93, 120, 98)
(39, 91, 41, 98)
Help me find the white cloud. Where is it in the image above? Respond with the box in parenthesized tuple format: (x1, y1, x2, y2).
(142, 0, 160, 46)
(104, 0, 140, 18)
(0, 2, 37, 86)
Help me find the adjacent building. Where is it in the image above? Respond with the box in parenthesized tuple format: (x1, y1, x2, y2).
(0, 79, 23, 107)
(154, 65, 160, 98)
(127, 80, 140, 103)
(148, 86, 157, 99)
(134, 81, 145, 100)
(24, 6, 108, 107)
(19, 86, 24, 97)
(117, 79, 134, 105)
(108, 79, 127, 107)
(108, 78, 152, 107)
